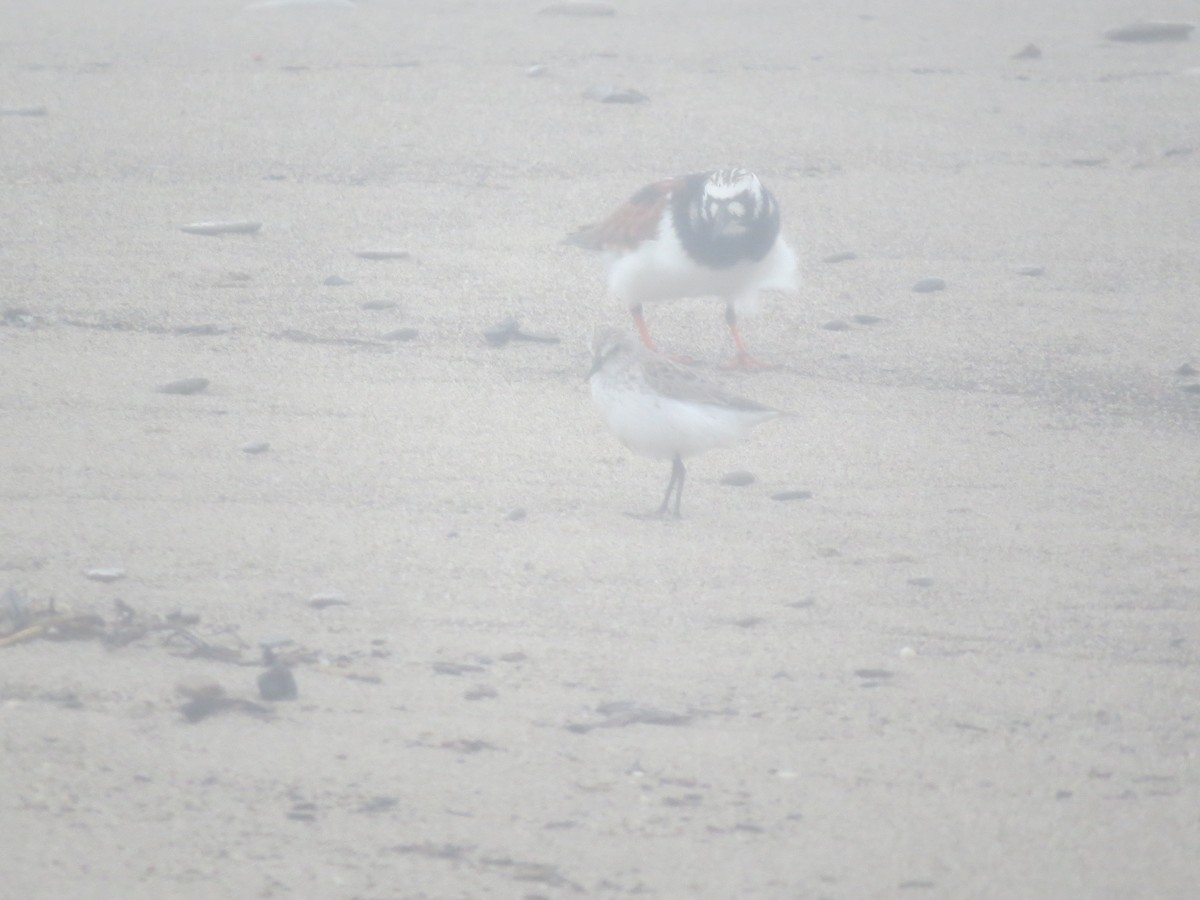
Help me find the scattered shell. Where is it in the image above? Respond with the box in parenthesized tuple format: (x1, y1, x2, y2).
(584, 84, 648, 104)
(180, 221, 262, 236)
(720, 471, 755, 487)
(354, 249, 410, 260)
(899, 646, 917, 659)
(771, 490, 812, 502)
(361, 300, 398, 310)
(309, 592, 347, 609)
(821, 251, 858, 264)
(241, 441, 270, 454)
(0, 105, 48, 116)
(382, 327, 419, 341)
(258, 665, 298, 701)
(1015, 265, 1045, 276)
(1012, 43, 1042, 60)
(852, 314, 883, 325)
(526, 64, 548, 77)
(912, 277, 946, 293)
(1104, 22, 1194, 43)
(822, 319, 850, 331)
(85, 567, 126, 583)
(538, 2, 615, 16)
(465, 685, 499, 701)
(324, 274, 353, 286)
(157, 377, 209, 395)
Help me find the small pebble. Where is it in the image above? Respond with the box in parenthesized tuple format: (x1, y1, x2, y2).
(720, 471, 756, 487)
(1012, 43, 1042, 60)
(821, 251, 857, 264)
(176, 677, 225, 703)
(180, 221, 262, 236)
(822, 319, 850, 331)
(852, 314, 883, 325)
(258, 665, 298, 701)
(354, 249, 410, 260)
(771, 490, 812, 502)
(324, 274, 353, 286)
(382, 327, 419, 341)
(1104, 22, 1194, 42)
(584, 84, 648, 104)
(507, 507, 527, 521)
(899, 646, 917, 659)
(309, 592, 347, 609)
(912, 277, 946, 293)
(361, 300, 398, 310)
(157, 377, 209, 395)
(241, 441, 270, 454)
(908, 577, 935, 587)
(0, 105, 48, 116)
(85, 567, 125, 583)
(1015, 265, 1044, 276)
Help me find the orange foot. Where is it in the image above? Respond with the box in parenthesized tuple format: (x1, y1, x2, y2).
(720, 352, 777, 372)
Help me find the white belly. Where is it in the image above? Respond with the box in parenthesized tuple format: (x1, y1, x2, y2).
(606, 215, 798, 311)
(591, 380, 779, 460)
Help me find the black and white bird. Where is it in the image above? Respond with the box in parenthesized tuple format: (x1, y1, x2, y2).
(565, 168, 798, 369)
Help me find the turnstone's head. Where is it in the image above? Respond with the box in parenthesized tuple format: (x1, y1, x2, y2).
(700, 169, 766, 235)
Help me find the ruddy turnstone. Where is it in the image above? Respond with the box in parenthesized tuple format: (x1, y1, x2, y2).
(566, 168, 798, 369)
(587, 327, 787, 517)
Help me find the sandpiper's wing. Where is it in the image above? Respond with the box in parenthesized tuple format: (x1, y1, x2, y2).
(563, 177, 685, 252)
(641, 352, 782, 414)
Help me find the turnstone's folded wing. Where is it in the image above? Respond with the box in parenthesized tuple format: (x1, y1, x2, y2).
(563, 177, 685, 251)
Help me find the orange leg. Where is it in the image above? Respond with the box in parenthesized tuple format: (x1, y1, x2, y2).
(721, 306, 775, 371)
(631, 304, 655, 350)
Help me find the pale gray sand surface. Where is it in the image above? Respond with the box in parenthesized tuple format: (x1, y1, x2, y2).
(1, 2, 1198, 897)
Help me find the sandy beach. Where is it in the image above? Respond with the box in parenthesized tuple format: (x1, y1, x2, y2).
(2, 1, 1198, 897)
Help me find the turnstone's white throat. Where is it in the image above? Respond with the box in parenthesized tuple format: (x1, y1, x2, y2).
(566, 169, 798, 369)
(587, 327, 787, 517)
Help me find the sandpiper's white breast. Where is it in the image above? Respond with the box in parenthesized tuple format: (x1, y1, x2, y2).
(590, 375, 779, 461)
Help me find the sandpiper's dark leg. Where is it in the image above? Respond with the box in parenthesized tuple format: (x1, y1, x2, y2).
(657, 455, 686, 518)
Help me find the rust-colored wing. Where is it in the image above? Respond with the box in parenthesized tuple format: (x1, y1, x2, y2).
(563, 177, 683, 252)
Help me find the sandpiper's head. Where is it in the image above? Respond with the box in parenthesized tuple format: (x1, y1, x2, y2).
(587, 326, 638, 380)
(701, 168, 766, 235)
